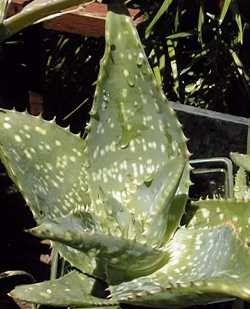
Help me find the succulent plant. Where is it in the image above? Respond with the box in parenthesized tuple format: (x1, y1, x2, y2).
(1, 1, 250, 308)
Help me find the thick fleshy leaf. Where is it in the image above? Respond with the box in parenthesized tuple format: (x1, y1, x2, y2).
(189, 199, 250, 243)
(10, 270, 118, 307)
(0, 110, 95, 274)
(0, 109, 89, 222)
(230, 152, 250, 171)
(29, 213, 169, 284)
(110, 225, 250, 307)
(85, 11, 190, 245)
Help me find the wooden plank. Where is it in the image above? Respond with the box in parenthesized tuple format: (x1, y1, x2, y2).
(8, 0, 31, 16)
(9, 1, 143, 37)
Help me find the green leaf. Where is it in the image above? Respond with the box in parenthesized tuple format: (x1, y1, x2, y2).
(234, 167, 250, 200)
(219, 0, 232, 24)
(0, 0, 10, 23)
(85, 11, 190, 246)
(231, 152, 250, 171)
(0, 110, 95, 274)
(146, 0, 174, 37)
(29, 213, 169, 284)
(166, 32, 193, 40)
(197, 1, 204, 44)
(189, 199, 250, 243)
(110, 225, 250, 307)
(1, 0, 93, 42)
(76, 307, 120, 309)
(10, 270, 118, 307)
(0, 110, 89, 223)
(229, 49, 250, 93)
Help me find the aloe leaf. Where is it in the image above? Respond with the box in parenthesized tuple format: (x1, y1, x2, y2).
(189, 199, 250, 243)
(0, 109, 90, 222)
(230, 152, 250, 171)
(85, 11, 190, 246)
(1, 0, 93, 42)
(10, 270, 118, 307)
(0, 110, 96, 274)
(110, 225, 250, 307)
(29, 213, 169, 284)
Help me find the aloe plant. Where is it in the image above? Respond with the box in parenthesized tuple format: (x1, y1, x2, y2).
(1, 1, 250, 308)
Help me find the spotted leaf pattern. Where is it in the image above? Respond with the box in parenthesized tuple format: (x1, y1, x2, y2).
(0, 110, 90, 222)
(2, 3, 250, 309)
(85, 10, 190, 246)
(189, 199, 250, 244)
(110, 224, 250, 307)
(28, 213, 169, 284)
(0, 110, 97, 274)
(11, 270, 118, 307)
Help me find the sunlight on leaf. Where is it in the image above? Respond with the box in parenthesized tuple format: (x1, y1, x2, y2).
(219, 0, 232, 24)
(146, 0, 174, 37)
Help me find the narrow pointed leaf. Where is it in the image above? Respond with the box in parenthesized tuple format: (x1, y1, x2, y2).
(198, 1, 204, 44)
(29, 213, 169, 284)
(10, 271, 118, 307)
(111, 225, 250, 307)
(86, 11, 190, 246)
(219, 0, 232, 24)
(146, 0, 174, 37)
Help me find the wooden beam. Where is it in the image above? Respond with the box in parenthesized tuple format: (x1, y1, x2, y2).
(8, 0, 31, 16)
(9, 1, 143, 37)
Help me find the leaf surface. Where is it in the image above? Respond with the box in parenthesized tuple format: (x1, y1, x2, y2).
(29, 213, 169, 284)
(0, 110, 89, 222)
(10, 270, 118, 307)
(110, 225, 250, 307)
(0, 110, 95, 274)
(230, 152, 250, 171)
(85, 11, 190, 246)
(189, 199, 250, 243)
(1, 0, 92, 42)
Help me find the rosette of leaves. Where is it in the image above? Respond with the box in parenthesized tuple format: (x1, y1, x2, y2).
(1, 1, 250, 308)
